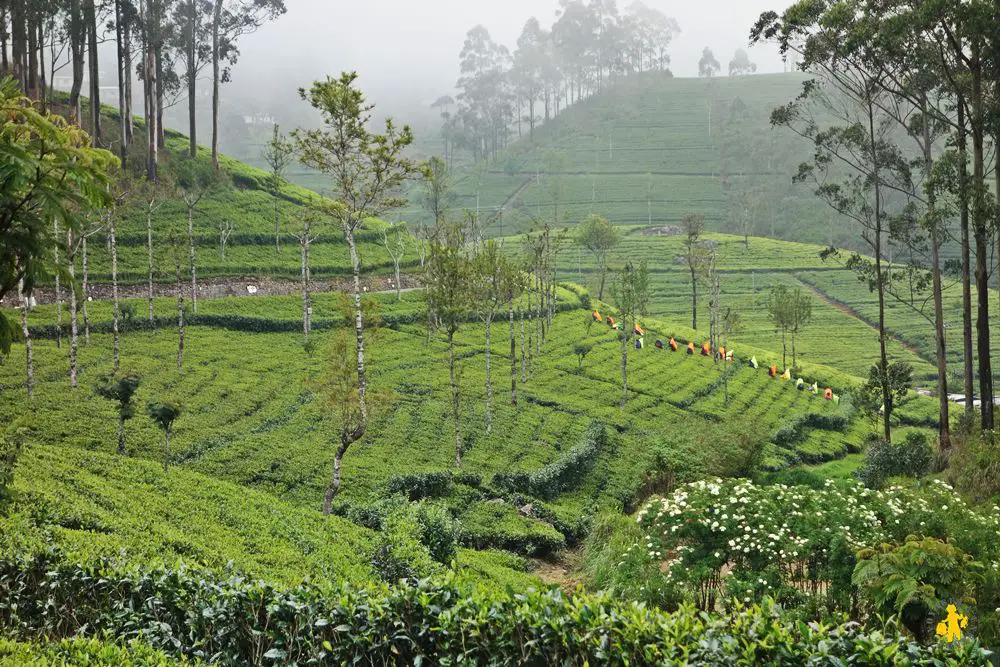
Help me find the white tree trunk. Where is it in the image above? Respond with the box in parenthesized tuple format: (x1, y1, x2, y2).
(484, 316, 492, 433)
(520, 292, 527, 383)
(54, 221, 62, 348)
(67, 228, 79, 389)
(82, 235, 90, 345)
(509, 295, 517, 406)
(188, 205, 197, 312)
(450, 333, 461, 467)
(19, 278, 33, 399)
(111, 217, 120, 371)
(147, 201, 154, 321)
(345, 222, 368, 420)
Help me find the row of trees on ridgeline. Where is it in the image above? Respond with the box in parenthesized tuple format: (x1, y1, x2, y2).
(0, 0, 285, 176)
(435, 0, 680, 163)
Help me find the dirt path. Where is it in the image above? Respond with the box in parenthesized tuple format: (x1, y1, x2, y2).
(792, 274, 930, 363)
(531, 550, 584, 592)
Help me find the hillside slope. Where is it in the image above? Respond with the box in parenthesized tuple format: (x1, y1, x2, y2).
(399, 73, 840, 246)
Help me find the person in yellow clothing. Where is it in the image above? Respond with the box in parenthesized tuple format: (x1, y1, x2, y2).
(701, 342, 711, 356)
(687, 342, 696, 355)
(781, 369, 791, 381)
(592, 310, 603, 322)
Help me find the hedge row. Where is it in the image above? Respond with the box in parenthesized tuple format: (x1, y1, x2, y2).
(0, 552, 987, 666)
(772, 399, 855, 447)
(492, 421, 607, 500)
(27, 296, 582, 340)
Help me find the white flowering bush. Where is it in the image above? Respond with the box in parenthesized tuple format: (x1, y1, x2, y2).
(631, 478, 1000, 624)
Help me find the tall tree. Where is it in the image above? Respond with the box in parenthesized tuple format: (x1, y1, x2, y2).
(173, 0, 212, 157)
(473, 239, 511, 434)
(576, 213, 620, 300)
(754, 6, 913, 442)
(175, 156, 223, 313)
(765, 283, 793, 370)
(380, 222, 408, 301)
(698, 47, 720, 77)
(293, 72, 418, 511)
(679, 214, 706, 330)
(209, 0, 285, 169)
(728, 47, 756, 76)
(425, 219, 473, 466)
(261, 123, 293, 254)
(609, 259, 649, 407)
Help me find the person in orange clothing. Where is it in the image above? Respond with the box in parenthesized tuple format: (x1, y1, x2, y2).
(607, 316, 616, 328)
(592, 310, 603, 322)
(769, 364, 777, 377)
(669, 337, 678, 351)
(687, 341, 695, 355)
(701, 342, 711, 356)
(824, 388, 833, 400)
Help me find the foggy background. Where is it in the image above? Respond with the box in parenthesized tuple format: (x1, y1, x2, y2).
(228, 0, 786, 118)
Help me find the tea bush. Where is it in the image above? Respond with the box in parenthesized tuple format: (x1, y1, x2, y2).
(0, 551, 988, 665)
(856, 431, 934, 489)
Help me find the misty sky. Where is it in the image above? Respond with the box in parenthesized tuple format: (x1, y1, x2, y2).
(235, 0, 788, 110)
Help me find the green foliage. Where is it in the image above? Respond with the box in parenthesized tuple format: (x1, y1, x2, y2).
(413, 502, 460, 564)
(459, 502, 565, 557)
(95, 373, 142, 422)
(386, 472, 452, 501)
(856, 431, 933, 489)
(854, 536, 983, 642)
(0, 552, 988, 665)
(632, 477, 1000, 621)
(492, 421, 607, 500)
(0, 77, 117, 353)
(0, 425, 26, 508)
(0, 636, 199, 666)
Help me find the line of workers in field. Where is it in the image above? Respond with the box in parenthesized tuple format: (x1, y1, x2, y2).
(592, 310, 840, 404)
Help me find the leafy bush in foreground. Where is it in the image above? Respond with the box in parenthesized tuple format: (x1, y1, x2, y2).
(0, 552, 988, 666)
(856, 431, 933, 489)
(0, 636, 198, 666)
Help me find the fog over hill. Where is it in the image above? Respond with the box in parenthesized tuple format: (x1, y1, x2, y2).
(227, 0, 787, 127)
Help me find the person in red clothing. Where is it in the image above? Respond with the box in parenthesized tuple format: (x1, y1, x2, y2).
(701, 342, 711, 356)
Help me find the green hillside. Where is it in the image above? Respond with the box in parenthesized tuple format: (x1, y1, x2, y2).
(397, 73, 843, 246)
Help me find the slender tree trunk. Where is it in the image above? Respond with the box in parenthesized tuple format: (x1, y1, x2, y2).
(123, 16, 133, 144)
(971, 57, 993, 429)
(323, 440, 348, 515)
(449, 331, 461, 467)
(598, 264, 607, 300)
(922, 106, 949, 449)
(111, 216, 120, 371)
(509, 293, 517, 406)
(187, 0, 197, 157)
(210, 0, 221, 169)
(82, 235, 90, 344)
(301, 226, 310, 342)
(68, 0, 84, 123)
(147, 200, 155, 321)
(781, 329, 787, 370)
(958, 102, 974, 414)
(345, 222, 368, 422)
(67, 229, 79, 389)
(520, 291, 526, 383)
(162, 429, 170, 472)
(85, 0, 101, 144)
(145, 36, 157, 180)
(534, 274, 540, 357)
(26, 7, 37, 98)
(176, 257, 184, 370)
(620, 335, 628, 408)
(54, 221, 62, 348)
(690, 264, 698, 330)
(791, 331, 796, 370)
(115, 0, 127, 163)
(484, 315, 492, 434)
(188, 204, 198, 312)
(19, 279, 33, 399)
(117, 416, 126, 455)
(155, 40, 164, 149)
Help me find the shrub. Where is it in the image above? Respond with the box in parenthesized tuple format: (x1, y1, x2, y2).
(459, 502, 565, 557)
(854, 536, 984, 642)
(413, 502, 459, 564)
(369, 506, 441, 584)
(386, 471, 453, 501)
(855, 431, 933, 489)
(0, 551, 988, 665)
(491, 421, 607, 500)
(0, 636, 198, 665)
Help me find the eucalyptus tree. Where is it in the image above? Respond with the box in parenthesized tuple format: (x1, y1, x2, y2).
(294, 71, 419, 498)
(380, 222, 408, 301)
(753, 3, 915, 442)
(472, 240, 513, 433)
(175, 157, 223, 313)
(679, 214, 707, 330)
